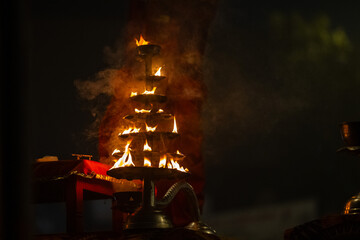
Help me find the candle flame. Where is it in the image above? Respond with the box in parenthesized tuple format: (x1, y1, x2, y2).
(159, 155, 167, 168)
(143, 87, 157, 95)
(172, 116, 178, 133)
(143, 139, 152, 151)
(135, 108, 151, 113)
(135, 35, 149, 46)
(155, 67, 162, 76)
(119, 126, 140, 135)
(110, 140, 134, 169)
(169, 159, 189, 172)
(144, 157, 152, 167)
(112, 149, 121, 155)
(145, 123, 157, 132)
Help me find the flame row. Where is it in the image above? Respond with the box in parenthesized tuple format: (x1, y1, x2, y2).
(131, 87, 157, 97)
(134, 108, 164, 113)
(112, 142, 188, 172)
(119, 117, 177, 136)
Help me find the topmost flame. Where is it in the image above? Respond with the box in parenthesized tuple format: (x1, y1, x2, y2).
(135, 35, 149, 46)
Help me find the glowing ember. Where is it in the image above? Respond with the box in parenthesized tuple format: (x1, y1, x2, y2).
(155, 67, 162, 76)
(143, 139, 152, 151)
(119, 126, 141, 135)
(112, 148, 121, 155)
(110, 140, 134, 169)
(159, 155, 167, 168)
(135, 108, 151, 113)
(144, 157, 152, 167)
(172, 116, 178, 133)
(176, 150, 182, 155)
(157, 109, 164, 113)
(135, 35, 149, 46)
(145, 123, 157, 132)
(130, 92, 138, 97)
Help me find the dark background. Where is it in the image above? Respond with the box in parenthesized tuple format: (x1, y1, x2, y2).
(2, 0, 360, 239)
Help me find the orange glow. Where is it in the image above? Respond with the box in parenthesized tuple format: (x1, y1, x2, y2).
(112, 148, 121, 155)
(169, 159, 189, 172)
(143, 87, 157, 95)
(130, 87, 156, 97)
(159, 155, 167, 168)
(155, 67, 162, 76)
(135, 108, 151, 113)
(144, 157, 152, 167)
(176, 150, 182, 155)
(172, 116, 178, 133)
(111, 140, 134, 169)
(135, 35, 149, 46)
(143, 139, 152, 151)
(157, 109, 164, 113)
(145, 123, 157, 132)
(119, 126, 140, 136)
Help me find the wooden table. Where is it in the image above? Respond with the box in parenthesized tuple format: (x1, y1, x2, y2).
(32, 160, 140, 234)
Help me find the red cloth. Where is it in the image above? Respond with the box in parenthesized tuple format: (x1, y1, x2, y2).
(33, 160, 112, 180)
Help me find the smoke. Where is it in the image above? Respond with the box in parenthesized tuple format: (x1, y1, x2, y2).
(74, 69, 115, 101)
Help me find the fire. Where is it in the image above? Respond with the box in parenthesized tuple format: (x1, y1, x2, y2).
(172, 116, 178, 133)
(155, 67, 162, 76)
(176, 150, 182, 155)
(144, 157, 152, 167)
(110, 140, 134, 169)
(145, 123, 157, 132)
(130, 87, 157, 97)
(143, 87, 157, 95)
(112, 148, 121, 155)
(169, 159, 189, 172)
(159, 155, 167, 168)
(157, 109, 164, 113)
(119, 126, 140, 135)
(143, 139, 152, 151)
(135, 35, 149, 46)
(135, 108, 151, 113)
(165, 158, 188, 172)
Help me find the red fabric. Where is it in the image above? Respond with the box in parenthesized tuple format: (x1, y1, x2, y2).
(33, 160, 112, 180)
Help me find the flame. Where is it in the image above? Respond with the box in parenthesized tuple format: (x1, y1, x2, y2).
(176, 150, 182, 155)
(112, 148, 121, 155)
(164, 158, 189, 172)
(157, 109, 164, 113)
(135, 108, 151, 113)
(144, 157, 152, 167)
(155, 67, 162, 76)
(119, 126, 141, 135)
(143, 87, 157, 95)
(143, 139, 152, 151)
(169, 159, 189, 172)
(145, 123, 157, 132)
(135, 35, 149, 46)
(159, 155, 167, 168)
(130, 87, 157, 97)
(172, 116, 178, 133)
(110, 140, 134, 169)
